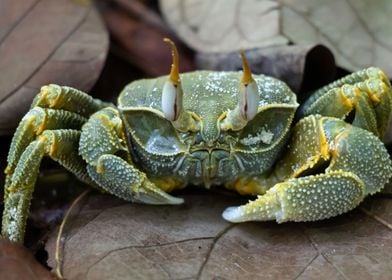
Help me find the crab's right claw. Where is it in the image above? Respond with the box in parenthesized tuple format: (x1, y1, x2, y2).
(223, 115, 392, 223)
(80, 107, 184, 206)
(138, 180, 184, 205)
(86, 154, 184, 205)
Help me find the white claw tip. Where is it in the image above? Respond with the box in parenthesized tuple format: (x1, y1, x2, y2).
(170, 196, 185, 205)
(137, 192, 184, 205)
(222, 206, 245, 223)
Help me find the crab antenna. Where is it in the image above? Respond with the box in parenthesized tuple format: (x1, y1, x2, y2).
(240, 49, 253, 85)
(163, 38, 181, 86)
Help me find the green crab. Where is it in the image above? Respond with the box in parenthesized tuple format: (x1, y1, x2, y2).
(2, 39, 392, 243)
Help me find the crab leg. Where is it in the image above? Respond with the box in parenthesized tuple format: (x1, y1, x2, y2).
(2, 130, 91, 243)
(6, 84, 110, 177)
(3, 85, 110, 243)
(79, 107, 184, 205)
(31, 84, 111, 117)
(223, 115, 392, 223)
(299, 67, 392, 139)
(5, 107, 86, 178)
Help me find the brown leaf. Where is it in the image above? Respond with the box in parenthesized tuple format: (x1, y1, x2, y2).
(46, 192, 392, 279)
(159, 0, 288, 53)
(0, 0, 109, 134)
(196, 44, 336, 94)
(160, 0, 392, 76)
(280, 0, 392, 76)
(101, 0, 195, 77)
(0, 238, 56, 280)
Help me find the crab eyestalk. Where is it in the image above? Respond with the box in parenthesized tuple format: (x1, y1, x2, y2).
(162, 38, 183, 122)
(161, 38, 199, 132)
(239, 50, 260, 121)
(220, 50, 260, 131)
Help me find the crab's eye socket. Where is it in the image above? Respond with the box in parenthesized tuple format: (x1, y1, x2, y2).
(239, 50, 259, 121)
(162, 80, 182, 121)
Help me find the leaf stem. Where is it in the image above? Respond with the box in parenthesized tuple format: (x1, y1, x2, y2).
(55, 190, 91, 279)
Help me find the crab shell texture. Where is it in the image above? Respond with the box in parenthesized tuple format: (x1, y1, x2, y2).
(118, 71, 298, 189)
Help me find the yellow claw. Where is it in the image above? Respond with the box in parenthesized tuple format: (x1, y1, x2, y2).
(163, 38, 181, 86)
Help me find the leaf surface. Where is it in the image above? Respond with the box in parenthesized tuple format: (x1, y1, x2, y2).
(160, 0, 392, 76)
(46, 192, 392, 279)
(0, 238, 55, 280)
(0, 0, 108, 134)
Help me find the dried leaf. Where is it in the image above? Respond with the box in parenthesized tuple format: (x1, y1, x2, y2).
(0, 0, 109, 134)
(159, 0, 288, 53)
(280, 0, 392, 76)
(196, 44, 336, 94)
(101, 1, 195, 76)
(160, 0, 392, 76)
(46, 192, 392, 279)
(0, 238, 55, 280)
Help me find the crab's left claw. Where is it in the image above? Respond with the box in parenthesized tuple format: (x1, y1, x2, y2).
(223, 171, 365, 223)
(223, 115, 392, 223)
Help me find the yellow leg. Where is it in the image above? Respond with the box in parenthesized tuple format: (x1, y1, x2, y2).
(2, 130, 91, 243)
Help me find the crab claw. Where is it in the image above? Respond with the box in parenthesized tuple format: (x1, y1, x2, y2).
(86, 154, 184, 206)
(223, 171, 365, 222)
(223, 115, 392, 223)
(80, 107, 184, 206)
(135, 179, 184, 205)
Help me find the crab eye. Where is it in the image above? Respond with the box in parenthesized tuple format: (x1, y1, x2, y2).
(239, 50, 259, 121)
(162, 81, 182, 121)
(219, 51, 260, 132)
(240, 79, 259, 121)
(162, 38, 183, 122)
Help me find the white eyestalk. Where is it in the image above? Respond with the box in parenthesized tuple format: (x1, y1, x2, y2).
(162, 38, 183, 122)
(220, 50, 260, 131)
(161, 39, 199, 132)
(239, 50, 259, 121)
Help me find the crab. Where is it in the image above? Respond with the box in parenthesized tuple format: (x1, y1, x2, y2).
(2, 39, 392, 243)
